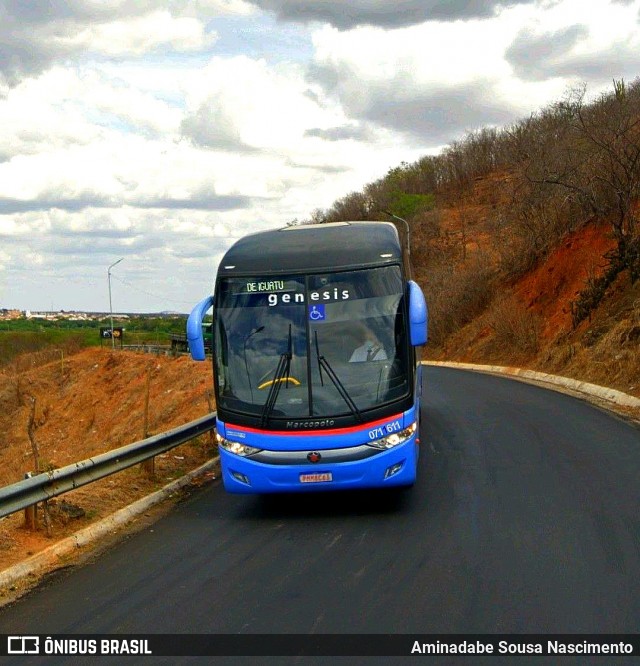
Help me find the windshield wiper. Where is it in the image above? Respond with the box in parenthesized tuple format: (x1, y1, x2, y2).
(243, 325, 265, 404)
(314, 331, 363, 423)
(260, 325, 292, 427)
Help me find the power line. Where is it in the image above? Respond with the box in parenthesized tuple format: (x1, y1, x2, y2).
(111, 274, 194, 306)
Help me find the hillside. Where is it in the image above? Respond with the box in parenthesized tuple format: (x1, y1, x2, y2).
(0, 349, 214, 579)
(311, 79, 640, 401)
(429, 182, 640, 400)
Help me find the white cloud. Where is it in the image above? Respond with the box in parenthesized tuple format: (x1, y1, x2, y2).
(308, 20, 521, 141)
(180, 57, 332, 151)
(0, 218, 26, 236)
(0, 1, 253, 86)
(1, 0, 639, 311)
(0, 248, 10, 269)
(504, 0, 640, 83)
(0, 64, 184, 163)
(58, 11, 215, 55)
(180, 0, 255, 17)
(307, 1, 640, 141)
(0, 69, 103, 159)
(312, 21, 512, 87)
(247, 0, 537, 29)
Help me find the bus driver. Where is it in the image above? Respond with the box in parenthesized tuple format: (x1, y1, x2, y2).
(349, 326, 388, 363)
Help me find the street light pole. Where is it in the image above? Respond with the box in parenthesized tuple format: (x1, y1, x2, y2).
(383, 210, 412, 280)
(108, 258, 124, 350)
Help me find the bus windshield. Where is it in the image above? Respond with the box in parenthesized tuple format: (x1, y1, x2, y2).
(214, 265, 409, 422)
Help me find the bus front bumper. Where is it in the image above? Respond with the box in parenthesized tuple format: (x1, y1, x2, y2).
(218, 437, 418, 494)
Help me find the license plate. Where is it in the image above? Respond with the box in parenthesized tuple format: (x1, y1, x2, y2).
(300, 472, 332, 483)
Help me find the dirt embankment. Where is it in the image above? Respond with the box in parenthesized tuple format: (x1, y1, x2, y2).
(427, 216, 640, 401)
(411, 169, 639, 399)
(0, 349, 214, 579)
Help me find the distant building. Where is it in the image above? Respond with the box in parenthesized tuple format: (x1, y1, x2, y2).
(0, 308, 24, 320)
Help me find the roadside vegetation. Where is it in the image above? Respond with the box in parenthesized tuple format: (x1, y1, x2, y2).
(0, 347, 214, 581)
(306, 78, 640, 398)
(0, 316, 188, 369)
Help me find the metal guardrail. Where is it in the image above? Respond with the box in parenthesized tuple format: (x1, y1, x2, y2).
(0, 412, 217, 520)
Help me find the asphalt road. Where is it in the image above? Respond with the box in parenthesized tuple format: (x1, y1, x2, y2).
(1, 366, 639, 660)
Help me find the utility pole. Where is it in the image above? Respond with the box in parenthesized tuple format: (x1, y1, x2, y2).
(108, 258, 124, 350)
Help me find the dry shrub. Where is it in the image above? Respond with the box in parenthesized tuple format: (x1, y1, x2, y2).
(1, 333, 87, 372)
(559, 321, 640, 393)
(423, 251, 495, 346)
(410, 209, 442, 269)
(537, 341, 576, 372)
(485, 295, 542, 357)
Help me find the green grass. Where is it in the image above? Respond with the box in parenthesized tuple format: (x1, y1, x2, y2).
(0, 315, 189, 366)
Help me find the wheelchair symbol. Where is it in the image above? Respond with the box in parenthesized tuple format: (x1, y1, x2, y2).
(309, 305, 326, 321)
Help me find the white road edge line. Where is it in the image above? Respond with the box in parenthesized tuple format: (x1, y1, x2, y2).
(423, 361, 640, 411)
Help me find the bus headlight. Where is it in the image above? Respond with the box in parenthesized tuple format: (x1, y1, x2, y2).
(367, 422, 417, 450)
(216, 434, 262, 457)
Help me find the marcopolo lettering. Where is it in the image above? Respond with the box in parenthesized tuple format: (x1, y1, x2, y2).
(286, 419, 336, 429)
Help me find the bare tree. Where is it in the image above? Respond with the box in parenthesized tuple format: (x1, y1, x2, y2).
(525, 79, 640, 282)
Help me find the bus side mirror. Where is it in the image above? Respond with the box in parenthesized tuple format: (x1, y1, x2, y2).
(187, 295, 214, 361)
(408, 280, 428, 346)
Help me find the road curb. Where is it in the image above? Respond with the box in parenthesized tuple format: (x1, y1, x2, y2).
(0, 457, 220, 594)
(423, 361, 640, 414)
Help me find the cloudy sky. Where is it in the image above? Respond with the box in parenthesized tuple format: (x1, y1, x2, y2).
(1, 0, 640, 313)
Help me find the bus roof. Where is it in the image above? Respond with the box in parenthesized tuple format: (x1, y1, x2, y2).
(218, 221, 402, 276)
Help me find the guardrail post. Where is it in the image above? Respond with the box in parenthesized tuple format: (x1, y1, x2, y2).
(23, 472, 37, 530)
(142, 457, 155, 479)
(43, 499, 52, 538)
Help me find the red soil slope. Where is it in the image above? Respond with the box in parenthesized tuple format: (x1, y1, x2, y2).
(513, 223, 617, 341)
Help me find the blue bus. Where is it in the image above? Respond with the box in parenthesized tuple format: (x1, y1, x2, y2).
(187, 221, 427, 493)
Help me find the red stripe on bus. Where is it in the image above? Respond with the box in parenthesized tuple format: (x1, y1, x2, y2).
(225, 413, 405, 437)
